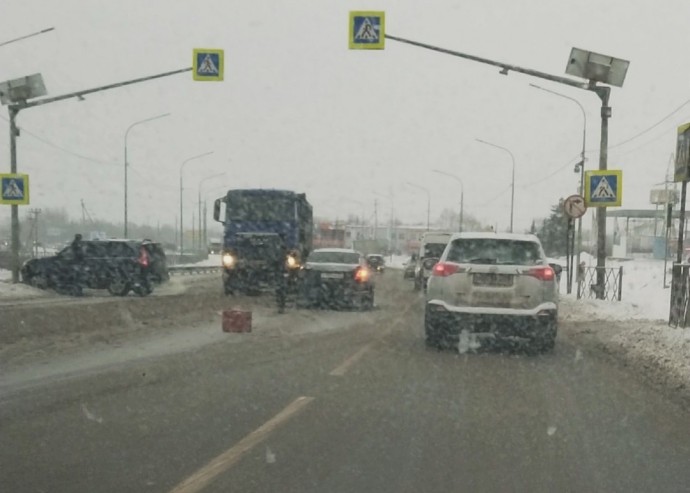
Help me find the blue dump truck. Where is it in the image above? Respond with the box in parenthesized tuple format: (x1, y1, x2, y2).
(213, 189, 313, 298)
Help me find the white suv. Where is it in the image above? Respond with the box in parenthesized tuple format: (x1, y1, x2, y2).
(424, 232, 560, 353)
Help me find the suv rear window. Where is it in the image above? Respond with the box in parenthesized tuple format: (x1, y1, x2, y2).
(446, 238, 542, 266)
(106, 241, 137, 257)
(423, 243, 447, 259)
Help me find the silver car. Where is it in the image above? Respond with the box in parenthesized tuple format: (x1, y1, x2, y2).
(424, 232, 560, 353)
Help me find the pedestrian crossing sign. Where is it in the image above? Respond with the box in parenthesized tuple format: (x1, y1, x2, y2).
(584, 170, 622, 207)
(0, 173, 29, 205)
(193, 49, 224, 81)
(349, 11, 385, 50)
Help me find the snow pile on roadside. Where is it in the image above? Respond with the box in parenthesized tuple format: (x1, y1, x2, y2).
(0, 274, 49, 299)
(558, 255, 690, 405)
(559, 256, 671, 322)
(186, 254, 221, 267)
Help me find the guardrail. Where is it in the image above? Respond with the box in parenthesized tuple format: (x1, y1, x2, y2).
(168, 265, 223, 276)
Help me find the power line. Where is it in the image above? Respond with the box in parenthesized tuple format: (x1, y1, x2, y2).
(0, 115, 119, 166)
(608, 98, 690, 150)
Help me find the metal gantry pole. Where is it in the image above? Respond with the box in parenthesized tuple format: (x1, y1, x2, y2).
(4, 67, 191, 283)
(595, 86, 611, 299)
(9, 107, 20, 282)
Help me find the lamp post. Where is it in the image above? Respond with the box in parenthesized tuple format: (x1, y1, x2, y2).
(405, 182, 431, 230)
(124, 113, 170, 237)
(373, 190, 395, 252)
(198, 172, 225, 251)
(530, 83, 587, 293)
(432, 169, 464, 232)
(179, 151, 214, 255)
(475, 139, 515, 233)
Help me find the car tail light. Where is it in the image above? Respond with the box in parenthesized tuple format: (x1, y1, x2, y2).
(432, 262, 461, 277)
(138, 247, 150, 267)
(354, 266, 370, 282)
(527, 266, 555, 281)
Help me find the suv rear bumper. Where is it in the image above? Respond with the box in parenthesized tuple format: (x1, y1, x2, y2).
(425, 300, 557, 343)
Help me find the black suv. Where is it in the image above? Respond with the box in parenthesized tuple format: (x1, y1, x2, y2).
(21, 239, 169, 296)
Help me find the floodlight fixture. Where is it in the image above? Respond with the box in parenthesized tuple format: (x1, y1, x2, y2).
(0, 73, 47, 105)
(565, 48, 629, 87)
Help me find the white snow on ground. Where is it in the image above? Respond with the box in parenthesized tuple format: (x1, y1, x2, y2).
(558, 254, 671, 322)
(189, 254, 222, 267)
(0, 269, 51, 299)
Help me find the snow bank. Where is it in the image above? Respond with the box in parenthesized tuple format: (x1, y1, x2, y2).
(0, 269, 53, 300)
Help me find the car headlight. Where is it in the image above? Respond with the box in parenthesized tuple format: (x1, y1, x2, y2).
(286, 254, 299, 269)
(222, 253, 236, 268)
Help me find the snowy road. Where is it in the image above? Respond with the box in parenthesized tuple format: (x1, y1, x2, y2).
(2, 273, 690, 492)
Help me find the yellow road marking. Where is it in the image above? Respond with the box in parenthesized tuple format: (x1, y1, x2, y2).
(329, 343, 373, 376)
(169, 396, 314, 493)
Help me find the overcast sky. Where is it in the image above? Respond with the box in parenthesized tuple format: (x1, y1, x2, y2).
(1, 0, 690, 234)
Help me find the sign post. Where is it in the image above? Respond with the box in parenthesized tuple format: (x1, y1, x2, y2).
(563, 194, 587, 294)
(674, 123, 690, 264)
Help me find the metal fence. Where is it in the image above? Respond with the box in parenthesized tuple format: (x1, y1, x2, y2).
(576, 266, 623, 301)
(669, 264, 690, 327)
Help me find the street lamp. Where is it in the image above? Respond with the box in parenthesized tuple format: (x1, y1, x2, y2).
(179, 151, 214, 255)
(373, 190, 395, 252)
(530, 83, 587, 294)
(124, 113, 170, 237)
(432, 169, 464, 232)
(198, 172, 225, 251)
(405, 182, 431, 231)
(475, 139, 515, 233)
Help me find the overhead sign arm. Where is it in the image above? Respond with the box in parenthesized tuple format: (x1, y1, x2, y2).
(10, 67, 192, 111)
(384, 34, 589, 90)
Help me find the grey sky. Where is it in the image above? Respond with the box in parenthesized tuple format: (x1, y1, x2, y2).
(1, 0, 689, 234)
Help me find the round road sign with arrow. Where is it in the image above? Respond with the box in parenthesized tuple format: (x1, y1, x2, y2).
(563, 194, 587, 219)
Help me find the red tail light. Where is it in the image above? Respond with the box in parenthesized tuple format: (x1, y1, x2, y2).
(138, 247, 150, 267)
(354, 267, 370, 282)
(432, 262, 461, 277)
(527, 266, 555, 281)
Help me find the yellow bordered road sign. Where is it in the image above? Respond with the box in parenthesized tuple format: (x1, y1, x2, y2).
(584, 170, 622, 207)
(193, 49, 224, 81)
(349, 11, 385, 50)
(0, 173, 29, 205)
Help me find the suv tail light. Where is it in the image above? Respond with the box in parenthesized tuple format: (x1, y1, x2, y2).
(354, 266, 370, 282)
(138, 247, 150, 267)
(432, 262, 462, 277)
(527, 266, 555, 281)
